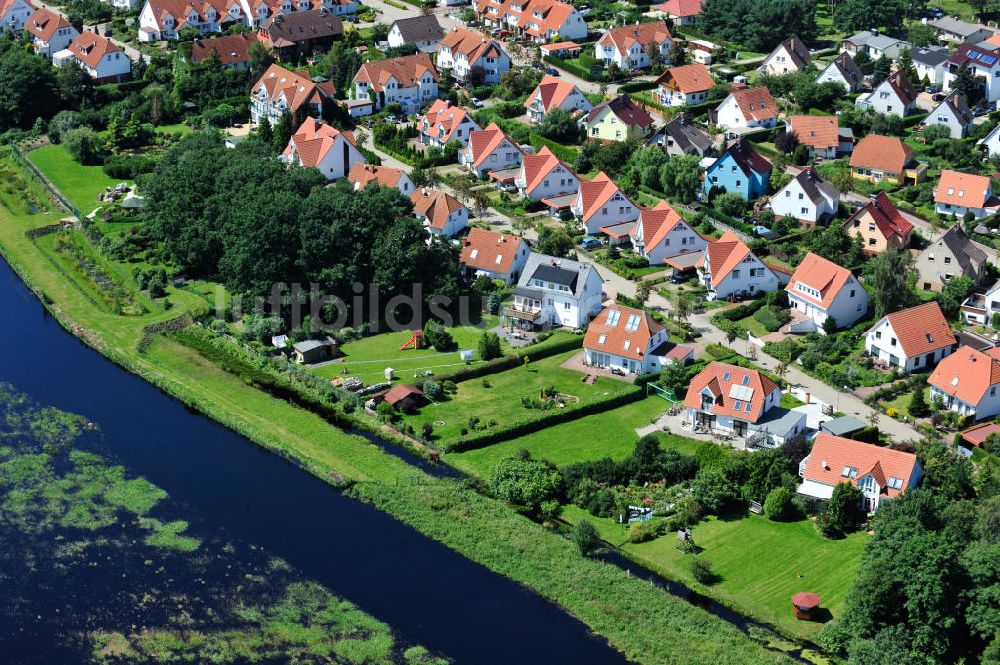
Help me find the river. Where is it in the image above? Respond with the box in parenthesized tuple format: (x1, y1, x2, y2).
(0, 256, 634, 664)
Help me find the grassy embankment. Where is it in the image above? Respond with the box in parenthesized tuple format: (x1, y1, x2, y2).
(0, 147, 795, 665)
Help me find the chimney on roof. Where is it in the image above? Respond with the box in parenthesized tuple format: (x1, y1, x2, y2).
(821, 460, 828, 470)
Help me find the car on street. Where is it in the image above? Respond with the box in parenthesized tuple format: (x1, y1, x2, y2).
(470, 97, 484, 108)
(545, 67, 560, 76)
(580, 236, 603, 250)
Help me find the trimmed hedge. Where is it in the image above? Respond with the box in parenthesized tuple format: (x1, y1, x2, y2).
(447, 385, 645, 452)
(618, 80, 658, 94)
(432, 333, 583, 384)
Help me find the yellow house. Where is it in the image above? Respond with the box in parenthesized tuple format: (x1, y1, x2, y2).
(848, 134, 926, 186)
(583, 94, 655, 142)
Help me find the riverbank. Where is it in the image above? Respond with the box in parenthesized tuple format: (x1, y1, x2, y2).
(0, 199, 793, 664)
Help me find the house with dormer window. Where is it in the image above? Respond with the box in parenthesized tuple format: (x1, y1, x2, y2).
(594, 20, 672, 72)
(930, 345, 1000, 420)
(515, 145, 579, 200)
(934, 169, 998, 220)
(798, 433, 921, 512)
(460, 123, 525, 178)
(571, 171, 639, 235)
(684, 361, 805, 444)
(352, 53, 438, 114)
(506, 252, 605, 329)
(417, 99, 481, 148)
(865, 301, 956, 373)
(54, 32, 131, 82)
(698, 230, 779, 300)
(631, 201, 707, 266)
(583, 304, 692, 375)
(435, 27, 510, 83)
(943, 43, 1000, 103)
(459, 228, 529, 284)
(0, 0, 36, 36)
(25, 8, 78, 58)
(250, 63, 335, 125)
(785, 252, 867, 333)
(475, 0, 587, 43)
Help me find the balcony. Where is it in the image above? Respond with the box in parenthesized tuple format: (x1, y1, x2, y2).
(505, 305, 542, 321)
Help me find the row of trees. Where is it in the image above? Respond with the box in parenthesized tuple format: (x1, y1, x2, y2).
(697, 0, 818, 53)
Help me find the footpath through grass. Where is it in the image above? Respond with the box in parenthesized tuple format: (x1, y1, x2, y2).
(0, 185, 796, 664)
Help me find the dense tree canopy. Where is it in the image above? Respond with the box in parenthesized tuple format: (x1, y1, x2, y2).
(833, 0, 906, 34)
(697, 0, 817, 53)
(0, 37, 60, 134)
(141, 133, 461, 313)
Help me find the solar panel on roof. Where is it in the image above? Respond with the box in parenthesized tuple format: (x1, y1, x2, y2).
(728, 384, 754, 401)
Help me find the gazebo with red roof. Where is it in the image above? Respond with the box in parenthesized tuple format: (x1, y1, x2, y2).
(791, 592, 821, 620)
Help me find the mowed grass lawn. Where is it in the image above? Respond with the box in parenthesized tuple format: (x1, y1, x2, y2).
(310, 317, 512, 383)
(402, 350, 636, 442)
(564, 508, 868, 640)
(447, 396, 670, 475)
(28, 144, 125, 214)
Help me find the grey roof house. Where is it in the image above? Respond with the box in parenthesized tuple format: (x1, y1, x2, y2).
(915, 226, 988, 293)
(506, 253, 605, 330)
(387, 15, 443, 52)
(911, 46, 950, 84)
(928, 16, 994, 43)
(292, 337, 337, 364)
(842, 31, 910, 60)
(648, 113, 714, 157)
(925, 90, 974, 138)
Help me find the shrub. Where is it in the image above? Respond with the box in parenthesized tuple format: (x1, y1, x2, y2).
(63, 127, 103, 165)
(690, 558, 717, 585)
(571, 518, 600, 556)
(423, 379, 443, 401)
(626, 520, 662, 543)
(908, 387, 930, 418)
(478, 330, 503, 360)
(763, 487, 795, 521)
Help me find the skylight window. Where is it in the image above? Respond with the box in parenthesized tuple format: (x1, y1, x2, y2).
(598, 334, 607, 345)
(722, 371, 731, 381)
(741, 375, 750, 386)
(842, 466, 858, 479)
(926, 332, 934, 343)
(470, 249, 479, 259)
(607, 309, 621, 326)
(623, 340, 631, 350)
(625, 314, 641, 332)
(495, 255, 502, 264)
(888, 477, 904, 490)
(952, 376, 960, 387)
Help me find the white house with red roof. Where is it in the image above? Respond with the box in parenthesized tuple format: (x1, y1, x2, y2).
(934, 169, 998, 220)
(514, 145, 579, 200)
(410, 188, 468, 238)
(24, 7, 78, 57)
(654, 0, 704, 25)
(798, 433, 921, 512)
(855, 70, 917, 116)
(250, 63, 335, 125)
(475, 0, 587, 43)
(54, 32, 131, 82)
(281, 117, 363, 181)
(654, 63, 713, 107)
(352, 53, 438, 114)
(595, 21, 672, 72)
(0, 0, 35, 36)
(631, 201, 707, 266)
(138, 0, 244, 41)
(865, 301, 957, 373)
(962, 280, 1000, 326)
(460, 123, 524, 178)
(785, 252, 867, 333)
(417, 100, 481, 148)
(583, 304, 692, 375)
(348, 163, 415, 196)
(435, 27, 510, 83)
(524, 74, 591, 124)
(684, 361, 805, 444)
(930, 345, 1000, 420)
(570, 171, 639, 236)
(714, 86, 779, 132)
(697, 230, 780, 300)
(459, 227, 530, 284)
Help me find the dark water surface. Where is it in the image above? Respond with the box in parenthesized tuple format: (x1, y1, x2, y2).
(0, 256, 633, 665)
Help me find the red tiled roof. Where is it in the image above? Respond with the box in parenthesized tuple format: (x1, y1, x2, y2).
(384, 383, 423, 405)
(576, 171, 633, 222)
(869, 301, 955, 359)
(353, 52, 437, 94)
(524, 74, 584, 113)
(66, 32, 122, 69)
(438, 26, 504, 64)
(520, 145, 576, 194)
(729, 86, 778, 122)
(597, 20, 672, 56)
(961, 422, 1000, 447)
(935, 169, 991, 208)
(636, 200, 687, 251)
(253, 63, 335, 116)
(191, 32, 258, 65)
(25, 7, 71, 42)
(785, 252, 856, 311)
(802, 433, 919, 499)
(850, 134, 912, 174)
(789, 115, 839, 151)
(467, 122, 523, 169)
(654, 63, 713, 94)
(929, 345, 1000, 406)
(656, 0, 705, 17)
(683, 361, 779, 423)
(410, 188, 466, 230)
(583, 304, 663, 361)
(703, 230, 751, 288)
(348, 163, 406, 189)
(475, 0, 579, 36)
(283, 117, 355, 168)
(459, 227, 527, 273)
(417, 99, 478, 144)
(844, 192, 913, 243)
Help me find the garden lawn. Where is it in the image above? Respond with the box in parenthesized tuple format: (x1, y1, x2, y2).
(309, 318, 512, 384)
(401, 350, 636, 442)
(447, 396, 669, 475)
(28, 144, 125, 214)
(882, 387, 931, 420)
(736, 314, 770, 339)
(628, 514, 866, 639)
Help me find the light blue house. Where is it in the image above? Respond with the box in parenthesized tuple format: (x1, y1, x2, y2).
(703, 138, 771, 201)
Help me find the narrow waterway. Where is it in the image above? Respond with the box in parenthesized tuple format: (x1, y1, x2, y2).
(0, 257, 633, 665)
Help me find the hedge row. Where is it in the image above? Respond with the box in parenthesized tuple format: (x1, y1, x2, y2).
(712, 298, 765, 323)
(432, 333, 584, 384)
(447, 385, 645, 452)
(863, 372, 931, 406)
(618, 80, 658, 93)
